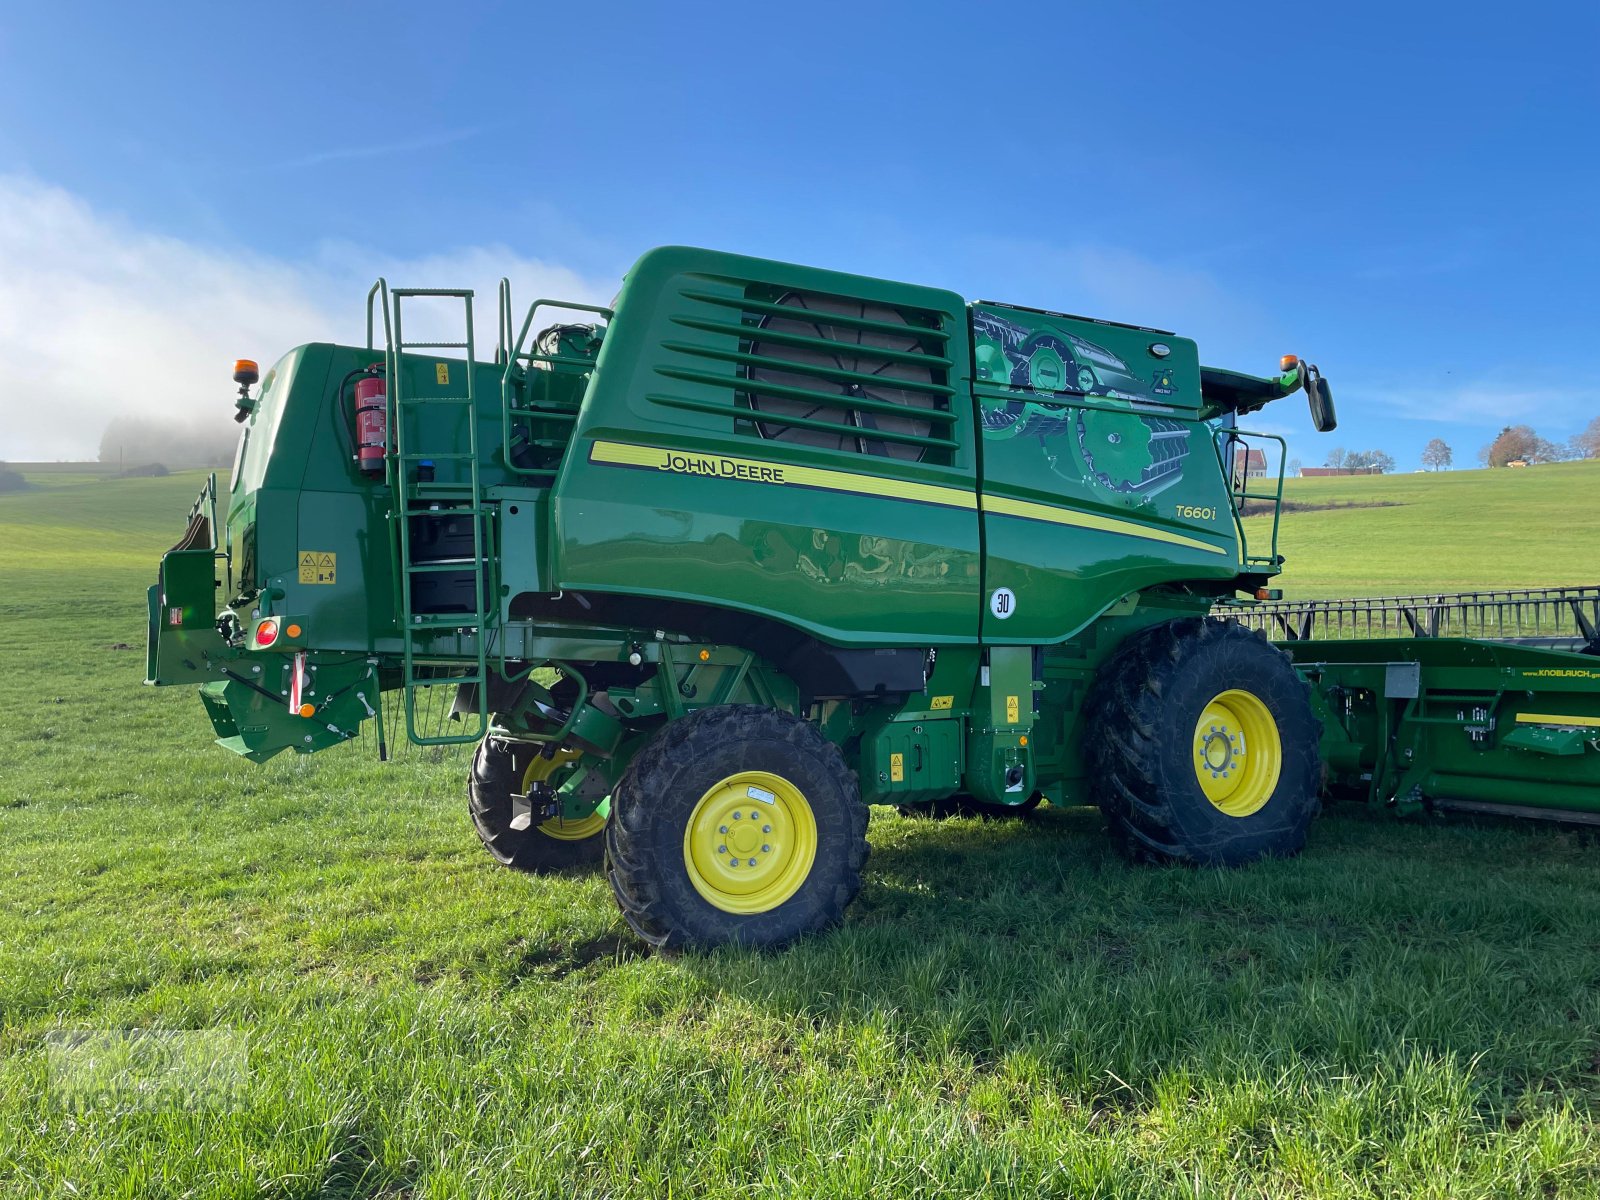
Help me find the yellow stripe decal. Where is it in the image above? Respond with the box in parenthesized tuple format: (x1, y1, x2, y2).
(981, 495, 1229, 556)
(589, 440, 1226, 556)
(1516, 712, 1600, 728)
(590, 440, 977, 509)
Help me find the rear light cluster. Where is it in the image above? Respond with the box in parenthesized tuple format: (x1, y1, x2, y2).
(251, 619, 304, 647)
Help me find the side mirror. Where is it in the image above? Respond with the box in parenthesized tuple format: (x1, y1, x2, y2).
(1305, 366, 1337, 432)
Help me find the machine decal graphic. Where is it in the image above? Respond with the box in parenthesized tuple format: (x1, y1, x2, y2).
(974, 309, 1193, 497)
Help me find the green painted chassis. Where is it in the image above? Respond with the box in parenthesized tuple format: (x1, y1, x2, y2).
(144, 244, 1600, 822)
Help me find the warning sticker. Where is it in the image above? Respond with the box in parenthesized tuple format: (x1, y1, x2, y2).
(930, 695, 954, 711)
(298, 551, 337, 585)
(1005, 694, 1020, 724)
(435, 363, 450, 385)
(890, 752, 905, 783)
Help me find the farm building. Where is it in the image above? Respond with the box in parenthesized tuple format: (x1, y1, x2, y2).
(1301, 464, 1383, 477)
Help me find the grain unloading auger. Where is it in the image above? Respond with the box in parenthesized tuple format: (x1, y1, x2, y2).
(145, 247, 1599, 949)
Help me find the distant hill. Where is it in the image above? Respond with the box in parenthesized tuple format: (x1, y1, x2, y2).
(1246, 460, 1600, 599)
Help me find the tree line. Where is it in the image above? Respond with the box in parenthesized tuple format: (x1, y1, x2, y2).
(1285, 416, 1600, 476)
(1477, 418, 1600, 468)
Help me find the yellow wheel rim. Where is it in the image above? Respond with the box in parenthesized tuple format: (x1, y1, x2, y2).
(683, 770, 818, 914)
(1192, 689, 1282, 818)
(522, 749, 608, 842)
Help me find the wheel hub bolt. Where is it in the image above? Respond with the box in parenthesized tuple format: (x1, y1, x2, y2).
(762, 825, 772, 833)
(762, 844, 771, 853)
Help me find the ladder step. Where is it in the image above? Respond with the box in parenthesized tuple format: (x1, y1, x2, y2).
(400, 341, 469, 349)
(409, 614, 488, 629)
(397, 395, 474, 405)
(412, 484, 483, 498)
(400, 452, 476, 461)
(407, 673, 486, 687)
(392, 288, 473, 298)
(407, 560, 483, 574)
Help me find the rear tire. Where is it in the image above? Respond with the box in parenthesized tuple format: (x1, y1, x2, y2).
(1085, 617, 1320, 866)
(468, 738, 607, 873)
(606, 705, 869, 950)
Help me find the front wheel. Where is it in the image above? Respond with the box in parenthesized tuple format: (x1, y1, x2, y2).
(1085, 617, 1321, 866)
(606, 705, 869, 950)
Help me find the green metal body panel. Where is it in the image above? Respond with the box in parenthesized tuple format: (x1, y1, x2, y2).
(970, 304, 1239, 643)
(552, 247, 982, 645)
(1286, 638, 1600, 815)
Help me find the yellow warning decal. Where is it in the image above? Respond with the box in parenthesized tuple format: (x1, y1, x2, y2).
(589, 440, 977, 510)
(435, 363, 450, 385)
(890, 752, 905, 782)
(930, 695, 954, 711)
(298, 551, 337, 585)
(1516, 712, 1600, 728)
(1005, 694, 1020, 724)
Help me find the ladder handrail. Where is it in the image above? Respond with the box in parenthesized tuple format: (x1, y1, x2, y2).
(500, 296, 614, 478)
(496, 278, 513, 366)
(366, 278, 391, 352)
(1212, 426, 1287, 569)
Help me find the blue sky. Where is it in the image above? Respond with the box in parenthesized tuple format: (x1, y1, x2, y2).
(2, 1, 1596, 467)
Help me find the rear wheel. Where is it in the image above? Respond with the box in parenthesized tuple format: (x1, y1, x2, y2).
(1085, 617, 1320, 866)
(606, 705, 869, 950)
(468, 738, 608, 872)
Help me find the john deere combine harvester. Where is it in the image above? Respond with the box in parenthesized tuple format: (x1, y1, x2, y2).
(147, 247, 1600, 948)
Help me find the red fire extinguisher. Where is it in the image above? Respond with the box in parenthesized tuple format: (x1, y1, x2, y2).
(354, 366, 387, 476)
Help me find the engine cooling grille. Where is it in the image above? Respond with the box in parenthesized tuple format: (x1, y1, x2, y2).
(742, 290, 954, 463)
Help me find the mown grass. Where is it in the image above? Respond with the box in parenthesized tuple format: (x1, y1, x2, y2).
(2, 467, 1600, 1197)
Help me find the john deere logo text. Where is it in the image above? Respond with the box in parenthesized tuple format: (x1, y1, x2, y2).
(658, 453, 786, 484)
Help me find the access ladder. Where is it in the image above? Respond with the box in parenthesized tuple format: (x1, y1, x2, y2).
(368, 280, 492, 745)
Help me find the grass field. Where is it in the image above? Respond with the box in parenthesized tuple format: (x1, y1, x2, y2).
(3, 466, 1600, 1198)
(1245, 459, 1600, 598)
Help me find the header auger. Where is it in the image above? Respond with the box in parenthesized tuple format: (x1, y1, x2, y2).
(146, 246, 1600, 949)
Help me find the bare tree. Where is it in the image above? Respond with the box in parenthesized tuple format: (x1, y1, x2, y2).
(1343, 449, 1394, 474)
(1287, 457, 1302, 477)
(1324, 447, 1348, 469)
(1421, 438, 1452, 471)
(1575, 415, 1600, 460)
(1482, 424, 1561, 467)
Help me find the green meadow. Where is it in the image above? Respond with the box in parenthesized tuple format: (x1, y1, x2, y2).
(2, 465, 1599, 1198)
(1246, 459, 1600, 598)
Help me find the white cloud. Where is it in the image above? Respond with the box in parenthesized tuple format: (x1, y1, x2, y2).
(0, 176, 617, 461)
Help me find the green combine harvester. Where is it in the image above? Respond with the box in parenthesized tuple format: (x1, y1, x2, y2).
(146, 247, 1600, 948)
